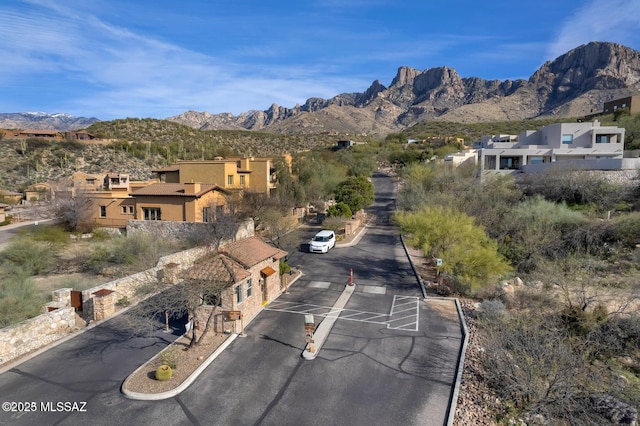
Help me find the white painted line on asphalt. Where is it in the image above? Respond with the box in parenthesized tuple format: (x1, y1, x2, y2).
(265, 302, 389, 325)
(387, 295, 419, 331)
(309, 281, 332, 289)
(361, 285, 387, 294)
(266, 295, 420, 331)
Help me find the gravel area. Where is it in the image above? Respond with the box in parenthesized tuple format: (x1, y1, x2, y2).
(123, 330, 231, 394)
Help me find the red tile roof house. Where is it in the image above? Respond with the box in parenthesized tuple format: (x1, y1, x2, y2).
(182, 237, 287, 333)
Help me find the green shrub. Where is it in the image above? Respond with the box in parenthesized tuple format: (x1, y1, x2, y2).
(155, 365, 173, 381)
(613, 213, 640, 248)
(0, 274, 44, 326)
(116, 296, 130, 307)
(327, 202, 352, 218)
(90, 228, 111, 241)
(279, 259, 291, 276)
(27, 225, 70, 245)
(0, 239, 56, 275)
(478, 299, 508, 321)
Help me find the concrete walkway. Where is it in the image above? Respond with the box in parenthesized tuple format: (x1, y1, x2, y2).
(302, 284, 355, 360)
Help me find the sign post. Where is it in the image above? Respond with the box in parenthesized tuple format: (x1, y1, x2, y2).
(436, 258, 443, 278)
(304, 314, 315, 353)
(224, 310, 243, 336)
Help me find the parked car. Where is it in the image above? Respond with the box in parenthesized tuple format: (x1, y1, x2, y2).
(309, 230, 336, 253)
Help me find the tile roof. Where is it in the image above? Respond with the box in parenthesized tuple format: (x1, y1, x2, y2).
(21, 129, 60, 135)
(221, 236, 287, 268)
(131, 183, 221, 197)
(151, 165, 180, 173)
(183, 253, 250, 284)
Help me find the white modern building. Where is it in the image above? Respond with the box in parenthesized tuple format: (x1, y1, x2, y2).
(474, 121, 626, 175)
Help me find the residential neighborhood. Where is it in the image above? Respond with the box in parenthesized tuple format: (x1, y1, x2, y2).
(1, 93, 640, 425)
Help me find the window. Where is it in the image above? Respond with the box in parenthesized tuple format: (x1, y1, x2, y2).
(216, 205, 224, 217)
(235, 284, 243, 304)
(100, 206, 107, 217)
(227, 175, 234, 185)
(121, 206, 127, 214)
(143, 207, 161, 220)
(596, 135, 610, 144)
(247, 279, 252, 297)
(240, 175, 245, 186)
(562, 134, 573, 144)
(203, 207, 212, 222)
(128, 206, 134, 214)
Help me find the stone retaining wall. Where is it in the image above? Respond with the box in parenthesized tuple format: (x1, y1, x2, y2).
(0, 245, 211, 366)
(126, 218, 254, 243)
(81, 246, 209, 322)
(0, 307, 77, 365)
(0, 219, 257, 366)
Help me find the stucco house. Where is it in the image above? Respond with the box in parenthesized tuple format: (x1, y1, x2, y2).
(128, 182, 229, 223)
(153, 155, 290, 196)
(24, 183, 52, 202)
(0, 203, 9, 222)
(474, 121, 626, 175)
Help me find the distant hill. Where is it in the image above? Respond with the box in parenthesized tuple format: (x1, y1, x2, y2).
(0, 112, 99, 131)
(168, 41, 640, 136)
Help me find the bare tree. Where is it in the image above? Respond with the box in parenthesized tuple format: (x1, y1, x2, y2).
(128, 254, 238, 348)
(259, 205, 298, 249)
(51, 189, 95, 232)
(196, 198, 244, 250)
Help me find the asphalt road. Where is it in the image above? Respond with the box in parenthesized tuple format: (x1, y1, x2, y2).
(0, 172, 463, 426)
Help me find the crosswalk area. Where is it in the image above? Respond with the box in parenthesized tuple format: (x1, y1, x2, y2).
(264, 294, 420, 331)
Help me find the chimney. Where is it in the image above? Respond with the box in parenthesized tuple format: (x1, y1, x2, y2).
(184, 182, 201, 194)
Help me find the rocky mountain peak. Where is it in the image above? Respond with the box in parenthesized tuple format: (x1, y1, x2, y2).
(529, 41, 640, 110)
(166, 41, 640, 135)
(390, 66, 421, 87)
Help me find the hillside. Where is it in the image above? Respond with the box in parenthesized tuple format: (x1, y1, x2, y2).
(168, 42, 640, 137)
(0, 115, 623, 193)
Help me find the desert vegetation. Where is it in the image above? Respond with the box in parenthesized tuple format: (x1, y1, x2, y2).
(0, 225, 183, 326)
(395, 161, 640, 423)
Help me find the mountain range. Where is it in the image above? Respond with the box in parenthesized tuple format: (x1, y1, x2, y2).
(0, 112, 99, 132)
(2, 42, 640, 136)
(168, 41, 640, 136)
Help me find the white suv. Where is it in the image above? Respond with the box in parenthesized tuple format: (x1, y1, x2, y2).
(309, 230, 336, 253)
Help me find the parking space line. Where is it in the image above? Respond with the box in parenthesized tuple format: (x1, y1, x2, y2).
(387, 295, 419, 331)
(265, 295, 420, 331)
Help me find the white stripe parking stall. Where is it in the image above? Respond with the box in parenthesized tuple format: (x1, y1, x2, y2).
(387, 295, 419, 331)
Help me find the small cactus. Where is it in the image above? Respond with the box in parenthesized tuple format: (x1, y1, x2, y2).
(155, 364, 172, 381)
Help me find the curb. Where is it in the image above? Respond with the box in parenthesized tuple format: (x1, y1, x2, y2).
(302, 284, 355, 360)
(121, 269, 305, 400)
(335, 219, 369, 248)
(398, 231, 469, 426)
(121, 333, 238, 401)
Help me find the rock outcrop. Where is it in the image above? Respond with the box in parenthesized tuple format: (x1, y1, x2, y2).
(168, 42, 640, 135)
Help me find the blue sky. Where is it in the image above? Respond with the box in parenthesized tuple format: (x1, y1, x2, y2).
(1, 0, 639, 120)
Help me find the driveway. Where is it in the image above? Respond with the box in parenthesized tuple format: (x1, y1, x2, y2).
(0, 172, 463, 426)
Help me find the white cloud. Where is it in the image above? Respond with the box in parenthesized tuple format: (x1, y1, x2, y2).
(548, 0, 640, 59)
(0, 0, 375, 118)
